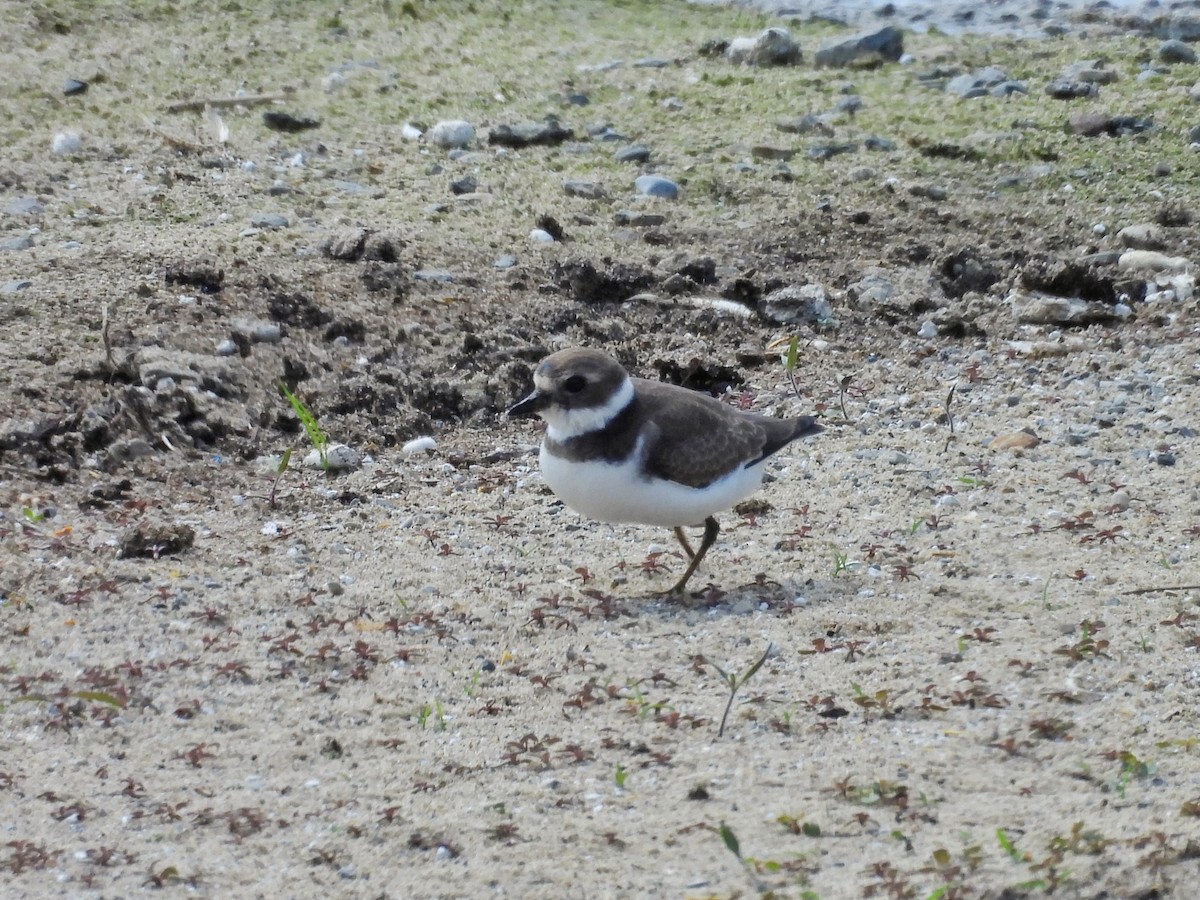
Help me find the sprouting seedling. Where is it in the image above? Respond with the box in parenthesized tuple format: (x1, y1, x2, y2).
(267, 448, 291, 509)
(838, 374, 853, 422)
(709, 642, 773, 738)
(830, 549, 851, 577)
(279, 380, 328, 470)
(783, 335, 803, 402)
(614, 764, 628, 789)
(718, 821, 741, 859)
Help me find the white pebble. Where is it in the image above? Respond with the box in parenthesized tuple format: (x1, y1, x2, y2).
(402, 436, 438, 456)
(529, 228, 555, 244)
(52, 131, 84, 154)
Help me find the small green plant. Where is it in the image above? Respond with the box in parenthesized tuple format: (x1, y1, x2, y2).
(20, 506, 45, 523)
(997, 827, 1025, 863)
(415, 701, 446, 731)
(830, 549, 852, 577)
(279, 380, 328, 470)
(614, 764, 628, 789)
(709, 642, 773, 738)
(1112, 750, 1154, 798)
(718, 821, 741, 859)
(268, 448, 291, 508)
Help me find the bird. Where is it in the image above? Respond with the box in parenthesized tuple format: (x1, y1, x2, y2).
(508, 347, 822, 594)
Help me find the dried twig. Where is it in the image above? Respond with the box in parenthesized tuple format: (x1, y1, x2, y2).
(1121, 585, 1200, 596)
(164, 92, 291, 114)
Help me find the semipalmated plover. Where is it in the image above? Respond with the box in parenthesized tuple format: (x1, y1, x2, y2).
(509, 348, 822, 594)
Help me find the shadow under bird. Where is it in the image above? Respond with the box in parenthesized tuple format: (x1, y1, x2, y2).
(508, 348, 823, 594)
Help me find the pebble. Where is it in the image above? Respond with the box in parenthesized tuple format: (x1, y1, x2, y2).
(215, 338, 238, 356)
(1159, 40, 1198, 65)
(1117, 250, 1191, 274)
(726, 27, 801, 67)
(494, 254, 516, 269)
(613, 210, 666, 226)
(1117, 223, 1164, 250)
(1060, 60, 1119, 84)
(814, 26, 903, 68)
(413, 269, 454, 283)
(249, 213, 288, 229)
(634, 174, 678, 199)
(0, 235, 34, 252)
(402, 436, 438, 456)
(759, 284, 832, 325)
(304, 443, 361, 471)
(63, 79, 88, 96)
(1008, 290, 1117, 326)
(232, 319, 283, 343)
(1, 280, 32, 293)
(5, 197, 44, 217)
(945, 66, 1008, 98)
(488, 119, 572, 148)
(401, 122, 424, 140)
(1045, 80, 1099, 100)
(917, 320, 937, 338)
(563, 180, 606, 199)
(262, 111, 321, 133)
(428, 119, 475, 149)
(988, 430, 1040, 451)
(615, 144, 651, 163)
(529, 228, 556, 244)
(51, 131, 83, 154)
(450, 175, 477, 195)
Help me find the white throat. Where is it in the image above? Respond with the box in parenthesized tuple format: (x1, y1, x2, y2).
(542, 376, 635, 442)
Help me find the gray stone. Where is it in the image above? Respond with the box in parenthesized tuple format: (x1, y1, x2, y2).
(634, 174, 679, 199)
(633, 58, 669, 68)
(1167, 15, 1200, 43)
(613, 210, 666, 227)
(1, 280, 32, 293)
(413, 269, 454, 283)
(0, 235, 34, 252)
(231, 319, 283, 343)
(991, 81, 1027, 96)
(428, 119, 475, 149)
(759, 284, 833, 325)
(946, 67, 1009, 98)
(249, 213, 288, 229)
(1159, 40, 1198, 64)
(813, 26, 903, 69)
(1045, 80, 1099, 99)
(563, 180, 607, 199)
(726, 27, 801, 67)
(1060, 60, 1119, 84)
(305, 443, 361, 472)
(488, 119, 572, 148)
(1117, 223, 1165, 250)
(1008, 290, 1117, 326)
(615, 144, 651, 163)
(494, 255, 517, 269)
(776, 114, 831, 135)
(5, 197, 43, 217)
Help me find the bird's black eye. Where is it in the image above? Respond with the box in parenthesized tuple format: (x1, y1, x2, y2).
(563, 374, 587, 394)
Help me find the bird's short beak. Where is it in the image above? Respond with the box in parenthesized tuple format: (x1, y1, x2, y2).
(508, 389, 549, 418)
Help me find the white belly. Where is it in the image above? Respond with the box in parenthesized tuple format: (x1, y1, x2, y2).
(538, 443, 766, 528)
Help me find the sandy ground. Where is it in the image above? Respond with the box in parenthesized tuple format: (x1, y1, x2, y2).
(2, 1, 1199, 897)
